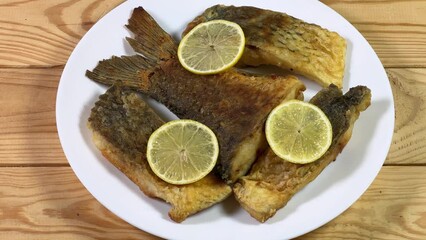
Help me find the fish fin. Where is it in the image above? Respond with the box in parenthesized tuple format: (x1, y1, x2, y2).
(86, 55, 155, 89)
(126, 7, 177, 63)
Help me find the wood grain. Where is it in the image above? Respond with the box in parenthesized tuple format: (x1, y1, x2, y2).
(298, 166, 426, 240)
(0, 0, 423, 67)
(0, 167, 161, 240)
(0, 0, 124, 67)
(0, 68, 65, 165)
(386, 68, 426, 165)
(321, 0, 426, 67)
(0, 166, 425, 239)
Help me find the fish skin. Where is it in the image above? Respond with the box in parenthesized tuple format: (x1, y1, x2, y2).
(233, 85, 371, 222)
(183, 5, 347, 89)
(87, 85, 232, 223)
(86, 7, 306, 183)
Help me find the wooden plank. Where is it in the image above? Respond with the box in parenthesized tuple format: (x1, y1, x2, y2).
(0, 167, 161, 240)
(0, 0, 424, 67)
(0, 68, 65, 165)
(0, 166, 425, 239)
(386, 68, 426, 164)
(298, 166, 426, 239)
(322, 0, 426, 67)
(0, 0, 124, 67)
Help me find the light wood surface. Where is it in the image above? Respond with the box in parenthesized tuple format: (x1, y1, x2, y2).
(0, 167, 160, 240)
(0, 0, 123, 67)
(386, 68, 426, 165)
(0, 0, 425, 239)
(299, 166, 426, 240)
(322, 0, 426, 68)
(0, 68, 64, 166)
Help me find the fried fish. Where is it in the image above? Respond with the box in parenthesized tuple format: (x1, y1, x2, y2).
(233, 85, 371, 222)
(87, 85, 232, 222)
(183, 5, 347, 88)
(86, 7, 305, 183)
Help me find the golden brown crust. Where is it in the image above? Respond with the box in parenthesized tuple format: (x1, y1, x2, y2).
(233, 85, 371, 222)
(184, 5, 347, 88)
(88, 86, 231, 223)
(145, 59, 306, 182)
(91, 128, 232, 223)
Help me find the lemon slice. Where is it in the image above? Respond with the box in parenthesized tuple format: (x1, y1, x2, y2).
(265, 100, 333, 164)
(146, 119, 219, 185)
(178, 20, 245, 75)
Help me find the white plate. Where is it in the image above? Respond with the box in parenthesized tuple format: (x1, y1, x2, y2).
(56, 0, 394, 239)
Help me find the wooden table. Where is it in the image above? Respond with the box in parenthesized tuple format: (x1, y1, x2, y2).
(1, 0, 425, 239)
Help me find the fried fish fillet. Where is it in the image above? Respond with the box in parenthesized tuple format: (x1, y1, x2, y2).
(86, 7, 305, 183)
(183, 5, 347, 88)
(233, 85, 371, 222)
(87, 85, 232, 222)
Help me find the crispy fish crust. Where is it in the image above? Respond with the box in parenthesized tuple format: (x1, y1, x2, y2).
(183, 5, 347, 88)
(233, 85, 371, 222)
(144, 60, 305, 183)
(86, 7, 306, 183)
(87, 86, 231, 222)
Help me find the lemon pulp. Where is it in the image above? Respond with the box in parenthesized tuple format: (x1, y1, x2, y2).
(146, 119, 219, 184)
(265, 100, 333, 164)
(178, 20, 245, 75)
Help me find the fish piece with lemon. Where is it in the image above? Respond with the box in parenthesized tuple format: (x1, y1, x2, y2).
(234, 85, 371, 222)
(178, 19, 333, 165)
(147, 18, 335, 183)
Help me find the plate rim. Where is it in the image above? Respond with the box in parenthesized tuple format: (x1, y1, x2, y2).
(56, 0, 395, 239)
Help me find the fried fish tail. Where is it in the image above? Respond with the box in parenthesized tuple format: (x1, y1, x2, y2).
(233, 85, 371, 222)
(125, 7, 176, 62)
(85, 55, 156, 88)
(88, 86, 231, 222)
(86, 6, 176, 89)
